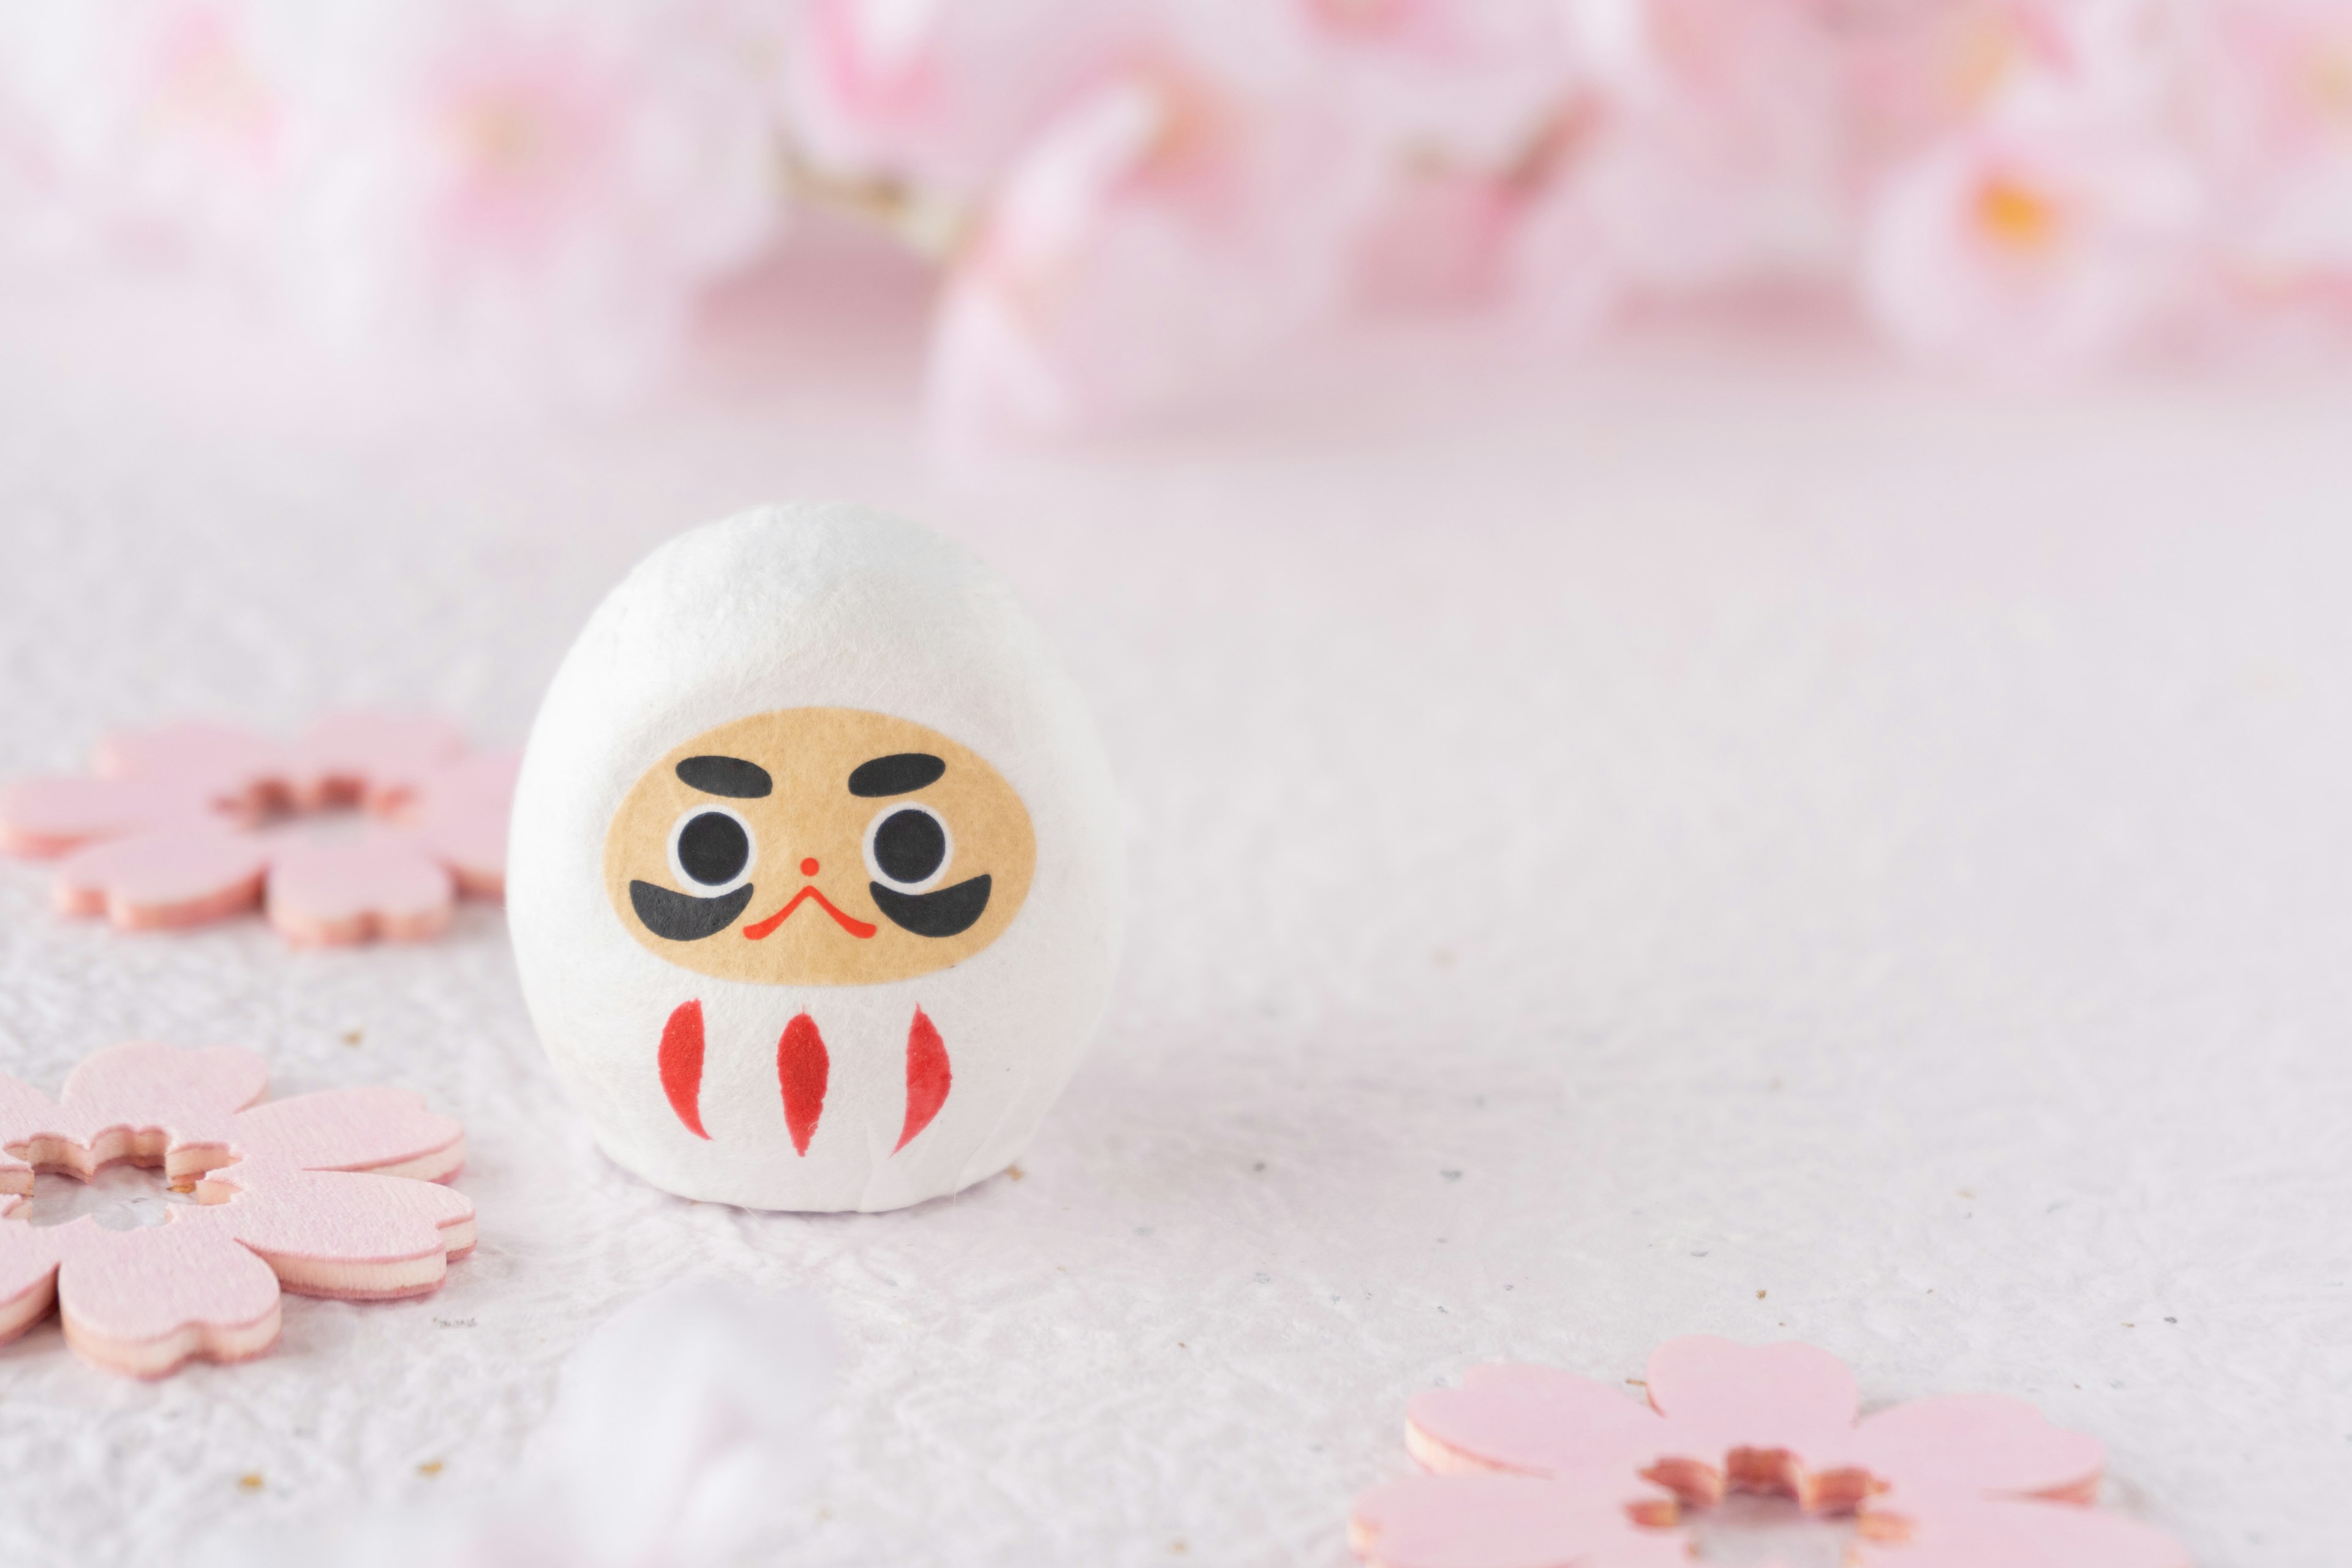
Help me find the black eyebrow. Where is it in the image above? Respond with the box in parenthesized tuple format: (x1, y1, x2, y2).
(848, 753, 946, 797)
(676, 756, 772, 797)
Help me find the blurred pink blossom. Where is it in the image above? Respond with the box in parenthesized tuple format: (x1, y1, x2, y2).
(280, 0, 789, 401)
(1563, 0, 1856, 290)
(1862, 95, 2201, 371)
(2193, 2, 2352, 343)
(0, 2, 296, 266)
(1, 0, 2347, 434)
(928, 45, 1381, 445)
(778, 0, 1142, 219)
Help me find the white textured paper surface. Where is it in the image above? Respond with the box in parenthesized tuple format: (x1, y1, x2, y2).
(0, 272, 2345, 1567)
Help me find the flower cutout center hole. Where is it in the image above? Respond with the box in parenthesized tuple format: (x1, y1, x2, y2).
(19, 1164, 200, 1231)
(1683, 1492, 1860, 1568)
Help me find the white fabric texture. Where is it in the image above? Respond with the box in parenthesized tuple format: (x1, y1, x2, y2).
(0, 268, 2345, 1566)
(510, 502, 1125, 1211)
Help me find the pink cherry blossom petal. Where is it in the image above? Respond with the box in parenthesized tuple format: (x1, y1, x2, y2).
(1842, 1393, 2105, 1504)
(56, 1041, 270, 1175)
(780, 0, 1134, 208)
(405, 748, 520, 807)
(930, 56, 1378, 446)
(0, 1073, 63, 1194)
(1407, 1363, 1670, 1487)
(0, 774, 219, 858)
(51, 1212, 282, 1376)
(51, 826, 270, 930)
(294, 709, 470, 809)
(402, 749, 519, 897)
(266, 833, 456, 946)
(94, 720, 292, 813)
(1352, 1341, 2180, 1568)
(231, 1087, 465, 1181)
(1858, 1493, 2190, 1568)
(213, 1165, 475, 1300)
(0, 1221, 61, 1344)
(1861, 103, 2203, 373)
(1350, 1473, 1687, 1568)
(0, 1041, 470, 1375)
(8, 711, 509, 944)
(1643, 1336, 1860, 1457)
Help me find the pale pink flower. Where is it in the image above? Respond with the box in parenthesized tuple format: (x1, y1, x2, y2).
(1350, 1337, 2187, 1568)
(778, 0, 1140, 219)
(0, 1, 298, 268)
(1352, 164, 1527, 311)
(0, 712, 514, 946)
(2190, 1, 2352, 339)
(1282, 0, 1575, 170)
(1274, 0, 1591, 318)
(0, 1041, 470, 1378)
(1352, 102, 1619, 335)
(1861, 90, 2201, 371)
(928, 48, 1380, 445)
(1562, 0, 1855, 290)
(282, 0, 790, 401)
(1836, 0, 2078, 167)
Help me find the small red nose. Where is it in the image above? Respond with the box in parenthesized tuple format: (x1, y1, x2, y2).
(799, 858, 820, 876)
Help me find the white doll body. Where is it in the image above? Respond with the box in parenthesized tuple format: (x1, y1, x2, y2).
(508, 503, 1123, 1212)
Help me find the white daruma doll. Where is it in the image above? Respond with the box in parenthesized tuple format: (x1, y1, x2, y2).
(508, 503, 1124, 1212)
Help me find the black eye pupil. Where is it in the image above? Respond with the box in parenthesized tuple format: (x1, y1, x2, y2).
(873, 810, 946, 886)
(676, 813, 750, 887)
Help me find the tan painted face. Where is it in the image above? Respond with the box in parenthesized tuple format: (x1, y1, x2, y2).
(603, 707, 1036, 986)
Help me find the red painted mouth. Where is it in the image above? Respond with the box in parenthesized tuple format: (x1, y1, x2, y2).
(743, 885, 878, 940)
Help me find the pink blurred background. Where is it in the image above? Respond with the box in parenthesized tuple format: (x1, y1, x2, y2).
(6, 0, 2352, 445)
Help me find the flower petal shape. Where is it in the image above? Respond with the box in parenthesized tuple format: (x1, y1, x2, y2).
(1642, 1336, 1861, 1501)
(0, 1074, 63, 1195)
(0, 1042, 470, 1374)
(53, 826, 270, 930)
(403, 751, 521, 898)
(1408, 1364, 1672, 1491)
(52, 1212, 282, 1376)
(231, 1087, 465, 1181)
(0, 775, 217, 858)
(1351, 1474, 1687, 1568)
(6, 711, 511, 944)
(210, 1165, 475, 1300)
(0, 1217, 62, 1341)
(295, 710, 470, 810)
(1358, 1342, 2182, 1568)
(267, 833, 456, 946)
(1859, 1493, 2191, 1568)
(1841, 1393, 2105, 1504)
(95, 720, 291, 815)
(54, 1041, 269, 1177)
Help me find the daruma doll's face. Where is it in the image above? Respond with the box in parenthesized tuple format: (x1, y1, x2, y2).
(601, 707, 1036, 986)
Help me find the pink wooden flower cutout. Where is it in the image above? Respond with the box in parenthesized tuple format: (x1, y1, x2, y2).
(0, 712, 516, 946)
(0, 1041, 472, 1377)
(1350, 1336, 2188, 1568)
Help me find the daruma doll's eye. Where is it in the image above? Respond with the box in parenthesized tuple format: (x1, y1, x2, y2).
(671, 808, 754, 891)
(865, 805, 949, 891)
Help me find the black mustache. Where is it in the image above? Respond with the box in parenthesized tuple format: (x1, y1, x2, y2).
(630, 881, 756, 942)
(869, 875, 992, 938)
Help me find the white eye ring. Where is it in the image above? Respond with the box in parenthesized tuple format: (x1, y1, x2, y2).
(862, 804, 951, 893)
(668, 804, 758, 894)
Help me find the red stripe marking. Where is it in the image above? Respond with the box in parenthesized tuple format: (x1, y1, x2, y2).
(658, 1000, 709, 1139)
(896, 1008, 952, 1153)
(777, 1013, 829, 1156)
